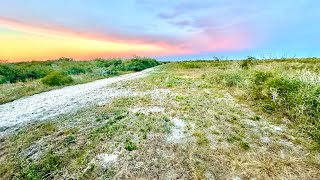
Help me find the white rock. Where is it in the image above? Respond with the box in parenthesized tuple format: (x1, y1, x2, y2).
(95, 153, 118, 170)
(260, 137, 272, 144)
(167, 118, 186, 143)
(131, 106, 165, 114)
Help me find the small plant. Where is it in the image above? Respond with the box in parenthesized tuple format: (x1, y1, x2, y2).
(17, 151, 62, 179)
(240, 141, 250, 150)
(251, 115, 261, 121)
(41, 151, 62, 175)
(96, 112, 110, 122)
(64, 135, 76, 146)
(42, 71, 73, 86)
(17, 162, 40, 180)
(193, 131, 210, 146)
(226, 135, 242, 143)
(124, 138, 137, 151)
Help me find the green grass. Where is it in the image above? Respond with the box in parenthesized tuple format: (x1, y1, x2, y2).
(17, 150, 62, 180)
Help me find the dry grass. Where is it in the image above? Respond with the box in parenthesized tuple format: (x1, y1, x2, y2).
(0, 80, 47, 104)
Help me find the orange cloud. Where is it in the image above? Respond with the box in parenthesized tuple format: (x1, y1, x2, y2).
(0, 17, 191, 62)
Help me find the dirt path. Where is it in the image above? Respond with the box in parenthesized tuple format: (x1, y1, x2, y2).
(0, 68, 154, 132)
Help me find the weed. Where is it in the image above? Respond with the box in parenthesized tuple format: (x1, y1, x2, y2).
(240, 141, 250, 150)
(64, 135, 76, 146)
(193, 131, 210, 146)
(96, 112, 110, 122)
(124, 138, 137, 151)
(17, 151, 62, 179)
(251, 116, 261, 121)
(222, 72, 244, 87)
(226, 135, 242, 143)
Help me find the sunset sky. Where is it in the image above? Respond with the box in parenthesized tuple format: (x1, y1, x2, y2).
(0, 0, 319, 62)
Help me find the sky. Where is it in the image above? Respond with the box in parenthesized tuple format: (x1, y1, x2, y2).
(0, 0, 319, 62)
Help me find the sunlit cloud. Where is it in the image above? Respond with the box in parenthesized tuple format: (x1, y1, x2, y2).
(0, 17, 190, 61)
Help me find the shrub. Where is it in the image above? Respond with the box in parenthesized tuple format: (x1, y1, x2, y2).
(0, 75, 6, 84)
(253, 71, 273, 85)
(215, 72, 244, 87)
(0, 64, 18, 83)
(247, 72, 320, 144)
(125, 57, 160, 71)
(66, 67, 86, 75)
(0, 63, 52, 83)
(42, 71, 73, 86)
(181, 62, 204, 69)
(97, 59, 122, 68)
(267, 77, 303, 98)
(240, 56, 256, 69)
(225, 73, 243, 87)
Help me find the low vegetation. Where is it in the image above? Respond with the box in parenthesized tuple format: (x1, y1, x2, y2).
(210, 57, 320, 148)
(0, 57, 160, 104)
(42, 71, 74, 86)
(0, 57, 319, 179)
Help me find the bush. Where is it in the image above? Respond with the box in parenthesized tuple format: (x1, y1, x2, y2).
(42, 71, 73, 86)
(125, 57, 160, 71)
(240, 56, 256, 69)
(66, 67, 86, 75)
(253, 71, 273, 85)
(247, 72, 320, 145)
(0, 64, 18, 83)
(216, 72, 244, 87)
(181, 62, 204, 69)
(0, 63, 52, 83)
(0, 75, 7, 84)
(267, 77, 303, 98)
(100, 59, 122, 67)
(0, 57, 160, 85)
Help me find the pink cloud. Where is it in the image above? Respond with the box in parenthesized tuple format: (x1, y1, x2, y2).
(0, 16, 254, 60)
(0, 17, 192, 58)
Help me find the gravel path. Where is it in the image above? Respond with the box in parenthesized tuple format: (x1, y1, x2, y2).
(0, 68, 154, 132)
